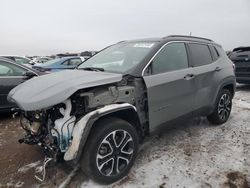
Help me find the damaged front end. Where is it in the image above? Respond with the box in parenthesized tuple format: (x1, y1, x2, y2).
(8, 70, 147, 181)
(19, 99, 77, 160)
(17, 84, 137, 162)
(17, 98, 81, 182)
(7, 70, 125, 161)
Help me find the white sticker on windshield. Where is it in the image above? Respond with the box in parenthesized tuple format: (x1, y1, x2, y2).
(133, 43, 155, 48)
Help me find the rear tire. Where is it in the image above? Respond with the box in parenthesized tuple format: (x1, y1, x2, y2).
(207, 89, 232, 125)
(81, 117, 139, 184)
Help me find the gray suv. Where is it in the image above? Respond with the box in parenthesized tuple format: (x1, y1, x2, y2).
(8, 35, 236, 184)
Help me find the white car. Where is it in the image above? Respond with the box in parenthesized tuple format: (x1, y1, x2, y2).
(32, 57, 53, 65)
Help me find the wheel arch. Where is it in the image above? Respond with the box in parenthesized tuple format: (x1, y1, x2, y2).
(96, 108, 143, 141)
(64, 103, 142, 163)
(222, 83, 235, 97)
(210, 76, 236, 113)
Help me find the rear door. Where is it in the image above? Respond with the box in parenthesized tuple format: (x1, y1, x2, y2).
(187, 43, 220, 113)
(143, 42, 196, 131)
(0, 60, 28, 110)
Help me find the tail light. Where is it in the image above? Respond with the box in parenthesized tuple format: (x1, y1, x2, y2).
(232, 63, 235, 71)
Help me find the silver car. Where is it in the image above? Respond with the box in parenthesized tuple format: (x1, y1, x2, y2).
(8, 35, 236, 184)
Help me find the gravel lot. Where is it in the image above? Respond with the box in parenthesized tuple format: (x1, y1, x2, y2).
(0, 85, 250, 188)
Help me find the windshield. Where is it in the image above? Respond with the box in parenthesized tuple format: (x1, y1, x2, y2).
(78, 42, 156, 73)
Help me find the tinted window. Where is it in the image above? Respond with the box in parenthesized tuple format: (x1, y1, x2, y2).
(151, 43, 188, 74)
(62, 60, 70, 65)
(214, 47, 220, 57)
(210, 46, 220, 61)
(189, 43, 212, 66)
(68, 58, 82, 65)
(0, 61, 27, 76)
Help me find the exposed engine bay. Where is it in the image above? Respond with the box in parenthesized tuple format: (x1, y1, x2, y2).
(18, 76, 148, 161)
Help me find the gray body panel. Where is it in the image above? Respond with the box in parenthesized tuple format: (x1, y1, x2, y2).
(143, 40, 235, 132)
(192, 54, 235, 112)
(144, 68, 195, 131)
(7, 70, 122, 111)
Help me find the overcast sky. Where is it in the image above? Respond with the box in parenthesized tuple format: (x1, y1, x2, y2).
(0, 0, 249, 55)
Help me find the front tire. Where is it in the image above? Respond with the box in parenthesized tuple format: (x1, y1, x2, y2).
(207, 89, 232, 125)
(81, 117, 139, 184)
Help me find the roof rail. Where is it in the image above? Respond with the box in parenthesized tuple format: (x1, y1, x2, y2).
(165, 35, 213, 42)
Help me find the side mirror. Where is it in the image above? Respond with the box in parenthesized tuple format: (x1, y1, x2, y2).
(144, 64, 153, 76)
(23, 71, 37, 79)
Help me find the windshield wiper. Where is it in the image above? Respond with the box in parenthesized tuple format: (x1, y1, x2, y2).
(78, 67, 104, 72)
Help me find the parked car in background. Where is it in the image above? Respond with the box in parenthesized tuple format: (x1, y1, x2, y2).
(8, 35, 235, 184)
(80, 51, 94, 60)
(32, 57, 53, 64)
(1, 55, 34, 68)
(226, 50, 232, 57)
(229, 46, 250, 84)
(80, 56, 86, 62)
(32, 56, 82, 72)
(0, 57, 40, 112)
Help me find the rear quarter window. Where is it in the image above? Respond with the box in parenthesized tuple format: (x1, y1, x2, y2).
(189, 43, 213, 67)
(210, 46, 220, 61)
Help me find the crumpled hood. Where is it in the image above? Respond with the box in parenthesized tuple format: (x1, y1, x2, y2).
(8, 70, 122, 111)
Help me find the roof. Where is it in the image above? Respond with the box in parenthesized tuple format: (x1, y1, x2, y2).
(0, 57, 16, 63)
(165, 35, 213, 42)
(0, 55, 31, 59)
(118, 35, 219, 46)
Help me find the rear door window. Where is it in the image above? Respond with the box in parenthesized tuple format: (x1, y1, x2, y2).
(151, 42, 188, 74)
(68, 58, 82, 66)
(189, 43, 213, 67)
(210, 46, 220, 61)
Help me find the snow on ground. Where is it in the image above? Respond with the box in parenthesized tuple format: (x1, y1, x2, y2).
(80, 86, 250, 188)
(1, 85, 250, 188)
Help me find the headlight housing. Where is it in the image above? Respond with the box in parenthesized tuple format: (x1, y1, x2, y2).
(20, 111, 45, 135)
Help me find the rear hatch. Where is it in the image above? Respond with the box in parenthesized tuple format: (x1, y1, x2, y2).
(230, 47, 250, 78)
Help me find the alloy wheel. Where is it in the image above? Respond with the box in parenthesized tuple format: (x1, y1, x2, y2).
(96, 130, 134, 176)
(218, 93, 231, 121)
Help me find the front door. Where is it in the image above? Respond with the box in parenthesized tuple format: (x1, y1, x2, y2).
(143, 42, 196, 131)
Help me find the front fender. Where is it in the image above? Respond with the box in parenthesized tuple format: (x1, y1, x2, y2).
(64, 103, 137, 161)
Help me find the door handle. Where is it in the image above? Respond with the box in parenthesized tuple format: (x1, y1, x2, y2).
(214, 67, 222, 71)
(184, 74, 195, 80)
